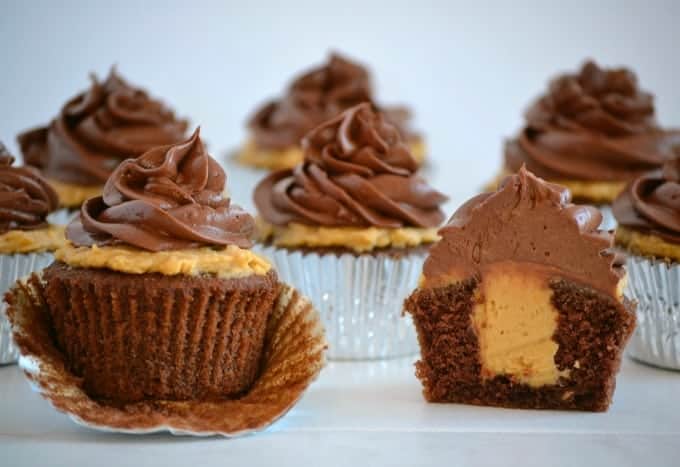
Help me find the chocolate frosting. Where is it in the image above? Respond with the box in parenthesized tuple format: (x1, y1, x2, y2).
(505, 60, 680, 182)
(254, 103, 446, 228)
(248, 53, 416, 150)
(18, 68, 188, 186)
(0, 142, 59, 234)
(423, 167, 623, 294)
(613, 155, 680, 243)
(67, 129, 255, 251)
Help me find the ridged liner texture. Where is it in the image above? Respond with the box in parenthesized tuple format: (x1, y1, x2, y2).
(256, 244, 425, 360)
(0, 252, 54, 364)
(40, 263, 279, 402)
(5, 274, 326, 436)
(625, 254, 680, 370)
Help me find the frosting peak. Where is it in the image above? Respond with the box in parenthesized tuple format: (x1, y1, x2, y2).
(613, 154, 680, 243)
(505, 60, 680, 183)
(254, 103, 446, 229)
(67, 129, 255, 251)
(19, 68, 188, 186)
(0, 142, 59, 234)
(248, 52, 416, 150)
(424, 167, 623, 294)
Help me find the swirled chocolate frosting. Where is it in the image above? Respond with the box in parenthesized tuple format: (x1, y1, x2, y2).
(18, 68, 188, 186)
(248, 53, 416, 150)
(613, 156, 680, 243)
(67, 129, 255, 251)
(505, 60, 680, 182)
(0, 142, 59, 234)
(254, 103, 446, 228)
(423, 166, 623, 294)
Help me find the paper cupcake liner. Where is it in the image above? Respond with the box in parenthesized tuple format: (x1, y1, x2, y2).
(0, 252, 54, 364)
(6, 275, 326, 436)
(256, 245, 425, 360)
(41, 265, 279, 402)
(597, 204, 617, 231)
(624, 254, 680, 370)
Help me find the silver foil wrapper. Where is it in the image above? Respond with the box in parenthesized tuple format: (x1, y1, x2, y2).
(256, 245, 424, 360)
(0, 252, 54, 364)
(597, 204, 617, 231)
(47, 208, 77, 226)
(625, 254, 680, 370)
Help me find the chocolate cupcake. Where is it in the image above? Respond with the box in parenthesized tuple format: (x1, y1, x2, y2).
(406, 167, 635, 411)
(0, 142, 64, 364)
(35, 129, 280, 402)
(237, 52, 425, 170)
(613, 156, 680, 369)
(498, 60, 680, 228)
(18, 68, 188, 211)
(254, 103, 447, 359)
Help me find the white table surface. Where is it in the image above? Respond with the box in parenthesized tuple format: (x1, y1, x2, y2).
(1, 355, 679, 467)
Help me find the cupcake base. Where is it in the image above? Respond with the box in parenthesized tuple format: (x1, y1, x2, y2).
(41, 262, 280, 402)
(6, 275, 326, 436)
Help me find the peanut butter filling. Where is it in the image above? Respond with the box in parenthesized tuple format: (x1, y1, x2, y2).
(55, 244, 271, 278)
(471, 262, 570, 387)
(257, 219, 439, 253)
(0, 225, 67, 254)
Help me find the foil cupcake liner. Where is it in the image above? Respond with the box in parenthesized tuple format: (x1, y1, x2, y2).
(256, 245, 425, 360)
(625, 254, 680, 370)
(47, 208, 77, 226)
(597, 204, 617, 231)
(0, 252, 54, 364)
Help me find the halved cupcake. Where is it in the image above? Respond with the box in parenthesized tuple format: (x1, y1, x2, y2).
(18, 67, 188, 210)
(254, 103, 447, 359)
(237, 52, 425, 170)
(495, 60, 680, 228)
(0, 142, 64, 364)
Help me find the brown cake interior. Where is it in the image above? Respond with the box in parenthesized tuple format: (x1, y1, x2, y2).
(405, 276, 635, 411)
(42, 262, 280, 403)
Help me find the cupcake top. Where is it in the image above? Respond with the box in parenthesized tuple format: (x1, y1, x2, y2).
(248, 53, 415, 150)
(613, 156, 680, 245)
(67, 128, 254, 252)
(254, 103, 446, 230)
(423, 167, 623, 295)
(0, 142, 59, 234)
(505, 60, 680, 183)
(18, 68, 188, 186)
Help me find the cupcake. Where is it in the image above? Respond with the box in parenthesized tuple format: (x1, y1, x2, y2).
(34, 128, 280, 402)
(497, 60, 680, 228)
(406, 167, 635, 411)
(254, 103, 447, 359)
(18, 68, 188, 212)
(613, 156, 680, 369)
(237, 52, 425, 170)
(0, 142, 64, 364)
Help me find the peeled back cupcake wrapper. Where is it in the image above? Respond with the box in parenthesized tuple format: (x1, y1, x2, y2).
(0, 251, 54, 364)
(256, 245, 425, 360)
(625, 254, 680, 370)
(6, 275, 326, 436)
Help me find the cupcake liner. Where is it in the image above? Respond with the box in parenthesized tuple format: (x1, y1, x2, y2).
(625, 254, 680, 370)
(6, 275, 326, 436)
(597, 204, 617, 231)
(256, 245, 425, 360)
(47, 208, 77, 226)
(40, 265, 279, 402)
(0, 252, 54, 364)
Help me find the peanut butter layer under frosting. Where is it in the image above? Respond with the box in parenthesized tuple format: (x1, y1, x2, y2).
(254, 103, 446, 250)
(421, 167, 625, 386)
(504, 60, 680, 186)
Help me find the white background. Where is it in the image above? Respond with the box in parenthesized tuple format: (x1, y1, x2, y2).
(2, 0, 680, 211)
(2, 2, 680, 466)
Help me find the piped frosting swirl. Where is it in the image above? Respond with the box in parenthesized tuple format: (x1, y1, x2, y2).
(613, 155, 680, 244)
(19, 68, 188, 186)
(0, 143, 59, 234)
(67, 129, 255, 251)
(505, 60, 680, 182)
(254, 103, 446, 228)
